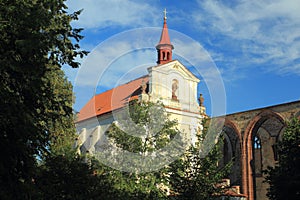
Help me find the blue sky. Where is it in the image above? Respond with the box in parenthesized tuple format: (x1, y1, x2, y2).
(64, 0, 300, 116)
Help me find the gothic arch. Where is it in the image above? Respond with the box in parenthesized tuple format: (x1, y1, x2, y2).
(243, 110, 285, 200)
(222, 119, 243, 187)
(223, 134, 233, 165)
(224, 119, 242, 141)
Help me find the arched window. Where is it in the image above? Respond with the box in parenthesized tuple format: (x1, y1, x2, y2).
(162, 52, 166, 60)
(167, 52, 170, 60)
(172, 79, 179, 100)
(223, 135, 232, 166)
(254, 136, 261, 149)
(253, 135, 262, 176)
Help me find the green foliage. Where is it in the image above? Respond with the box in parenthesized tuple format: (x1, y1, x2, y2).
(104, 100, 181, 199)
(0, 0, 87, 198)
(265, 117, 300, 200)
(0, 0, 232, 199)
(107, 101, 179, 154)
(168, 120, 231, 200)
(34, 155, 110, 200)
(105, 105, 231, 199)
(101, 169, 169, 200)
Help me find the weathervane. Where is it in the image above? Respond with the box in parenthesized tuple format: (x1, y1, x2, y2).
(163, 8, 167, 19)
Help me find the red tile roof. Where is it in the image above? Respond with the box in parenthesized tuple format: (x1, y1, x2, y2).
(77, 76, 149, 122)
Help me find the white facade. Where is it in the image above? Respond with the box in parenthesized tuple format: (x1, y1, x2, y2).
(75, 59, 206, 154)
(148, 60, 199, 112)
(147, 60, 203, 144)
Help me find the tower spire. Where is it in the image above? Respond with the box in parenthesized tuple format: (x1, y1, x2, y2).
(156, 9, 174, 65)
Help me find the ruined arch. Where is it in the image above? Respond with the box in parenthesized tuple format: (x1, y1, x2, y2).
(243, 110, 285, 200)
(222, 120, 243, 187)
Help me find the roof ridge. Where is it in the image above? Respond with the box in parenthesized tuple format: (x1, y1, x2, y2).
(95, 75, 149, 96)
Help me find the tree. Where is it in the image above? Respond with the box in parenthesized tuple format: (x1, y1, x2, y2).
(168, 119, 231, 200)
(106, 100, 181, 155)
(34, 155, 114, 200)
(0, 0, 87, 198)
(33, 68, 107, 199)
(100, 100, 183, 199)
(265, 117, 300, 200)
(98, 101, 231, 199)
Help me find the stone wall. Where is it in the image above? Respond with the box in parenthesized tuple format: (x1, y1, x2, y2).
(220, 100, 300, 200)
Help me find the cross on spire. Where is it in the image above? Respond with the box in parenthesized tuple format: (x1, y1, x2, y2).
(163, 8, 167, 19)
(156, 8, 173, 64)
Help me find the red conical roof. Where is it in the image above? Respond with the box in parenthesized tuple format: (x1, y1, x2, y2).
(156, 9, 174, 64)
(157, 18, 173, 46)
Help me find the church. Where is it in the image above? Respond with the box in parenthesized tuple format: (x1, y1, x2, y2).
(75, 11, 300, 200)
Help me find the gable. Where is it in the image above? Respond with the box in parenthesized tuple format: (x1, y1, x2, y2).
(148, 60, 200, 82)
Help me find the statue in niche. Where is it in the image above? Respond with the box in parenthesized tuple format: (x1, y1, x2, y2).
(172, 79, 178, 100)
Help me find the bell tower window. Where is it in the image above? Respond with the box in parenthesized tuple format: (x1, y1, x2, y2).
(156, 9, 174, 64)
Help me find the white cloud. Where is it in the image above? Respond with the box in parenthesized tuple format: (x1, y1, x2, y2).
(74, 42, 153, 88)
(194, 0, 300, 76)
(73, 28, 161, 88)
(73, 26, 220, 88)
(66, 0, 159, 29)
(173, 38, 211, 64)
(64, 0, 300, 82)
(70, 26, 227, 112)
(171, 38, 224, 86)
(70, 27, 160, 111)
(62, 0, 300, 113)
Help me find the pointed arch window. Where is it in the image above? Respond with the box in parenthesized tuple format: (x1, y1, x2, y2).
(254, 136, 261, 149)
(223, 135, 232, 166)
(253, 135, 262, 176)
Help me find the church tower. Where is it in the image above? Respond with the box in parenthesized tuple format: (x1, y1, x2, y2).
(156, 9, 174, 64)
(76, 8, 204, 159)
